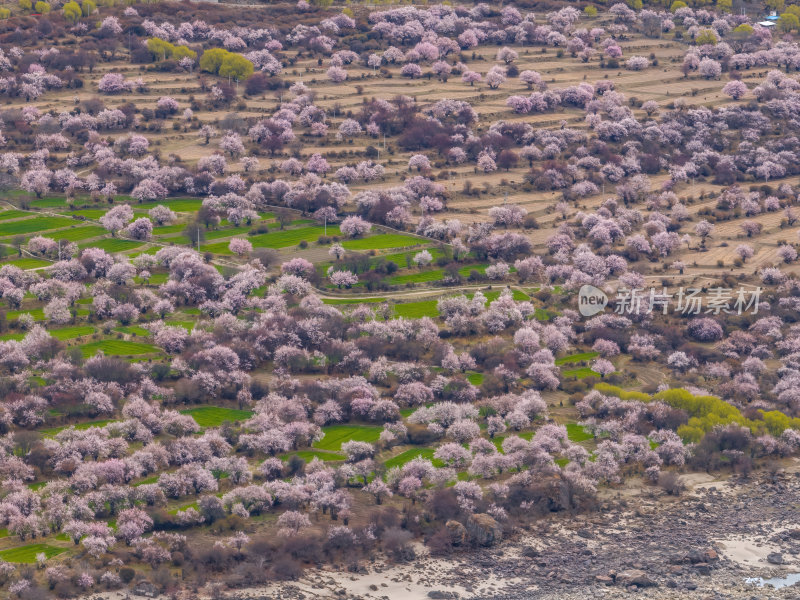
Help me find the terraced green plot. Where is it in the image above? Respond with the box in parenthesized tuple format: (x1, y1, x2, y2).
(0, 216, 76, 237)
(51, 225, 107, 242)
(152, 224, 186, 235)
(67, 209, 107, 219)
(40, 419, 118, 437)
(323, 297, 386, 305)
(313, 424, 383, 451)
(562, 367, 600, 379)
(79, 339, 160, 358)
(136, 272, 169, 285)
(137, 198, 204, 212)
(282, 450, 345, 462)
(133, 475, 160, 487)
(202, 228, 242, 241)
(0, 209, 31, 221)
(458, 264, 489, 277)
(51, 326, 95, 340)
(180, 406, 254, 427)
(378, 248, 445, 267)
(482, 289, 530, 302)
(30, 196, 71, 209)
(78, 238, 143, 253)
(566, 423, 593, 442)
(387, 269, 444, 285)
(342, 233, 424, 250)
(393, 300, 438, 318)
(7, 308, 45, 321)
(555, 352, 600, 366)
(0, 544, 67, 563)
(164, 320, 195, 331)
(115, 325, 151, 337)
(239, 225, 342, 250)
(384, 447, 442, 470)
(535, 308, 556, 321)
(3, 257, 50, 269)
(0, 332, 25, 341)
(466, 371, 485, 386)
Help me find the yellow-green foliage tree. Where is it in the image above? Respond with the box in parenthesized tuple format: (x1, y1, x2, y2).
(219, 53, 254, 81)
(716, 0, 732, 12)
(584, 5, 597, 16)
(597, 385, 800, 443)
(82, 0, 95, 15)
(779, 12, 800, 32)
(200, 49, 253, 80)
(62, 0, 81, 21)
(34, 0, 50, 12)
(147, 37, 175, 60)
(0, 7, 10, 18)
(670, 0, 687, 11)
(19, 0, 32, 10)
(199, 48, 228, 73)
(695, 29, 718, 45)
(147, 38, 196, 62)
(173, 45, 197, 61)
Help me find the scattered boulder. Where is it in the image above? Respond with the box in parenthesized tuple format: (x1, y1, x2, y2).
(466, 514, 503, 547)
(693, 562, 712, 575)
(521, 546, 540, 558)
(445, 520, 467, 547)
(767, 552, 784, 565)
(428, 592, 459, 599)
(615, 569, 657, 588)
(687, 550, 704, 564)
(686, 548, 719, 564)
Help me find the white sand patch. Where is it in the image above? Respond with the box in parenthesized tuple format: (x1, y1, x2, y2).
(716, 535, 783, 568)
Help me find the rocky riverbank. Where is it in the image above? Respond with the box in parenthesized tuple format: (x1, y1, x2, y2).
(90, 464, 800, 600)
(223, 464, 800, 600)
